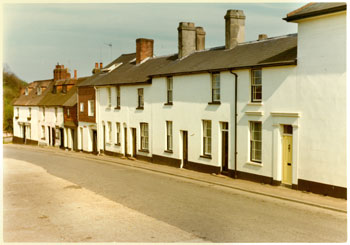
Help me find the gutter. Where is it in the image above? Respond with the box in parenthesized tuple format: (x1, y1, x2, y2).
(229, 71, 238, 179)
(283, 5, 346, 22)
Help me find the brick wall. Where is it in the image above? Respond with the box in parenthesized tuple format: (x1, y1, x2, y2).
(64, 105, 77, 124)
(78, 86, 95, 123)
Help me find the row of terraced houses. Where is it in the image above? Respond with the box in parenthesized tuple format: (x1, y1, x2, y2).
(13, 3, 347, 198)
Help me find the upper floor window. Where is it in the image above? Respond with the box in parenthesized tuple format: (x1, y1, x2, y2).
(251, 69, 262, 102)
(203, 120, 212, 156)
(166, 121, 173, 151)
(52, 86, 57, 94)
(116, 122, 121, 145)
(28, 108, 31, 118)
(167, 77, 173, 104)
(211, 73, 220, 102)
(250, 121, 262, 163)
(140, 122, 149, 151)
(80, 102, 84, 112)
(62, 85, 67, 93)
(25, 87, 29, 96)
(88, 100, 94, 116)
(107, 87, 111, 107)
(138, 88, 144, 109)
(67, 108, 70, 118)
(37, 86, 42, 95)
(116, 86, 120, 108)
(16, 107, 19, 117)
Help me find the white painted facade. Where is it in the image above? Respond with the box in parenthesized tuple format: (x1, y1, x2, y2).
(37, 106, 64, 147)
(13, 106, 40, 143)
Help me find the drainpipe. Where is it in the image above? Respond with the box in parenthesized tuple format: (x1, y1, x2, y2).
(230, 70, 238, 179)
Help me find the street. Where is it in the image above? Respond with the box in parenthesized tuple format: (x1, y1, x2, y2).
(3, 144, 347, 242)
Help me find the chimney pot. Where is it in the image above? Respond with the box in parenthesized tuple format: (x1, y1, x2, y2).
(100, 62, 103, 69)
(74, 69, 77, 79)
(136, 38, 154, 64)
(258, 34, 268, 41)
(95, 62, 98, 69)
(178, 22, 196, 58)
(225, 9, 246, 49)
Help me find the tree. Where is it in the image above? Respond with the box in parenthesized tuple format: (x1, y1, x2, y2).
(3, 66, 27, 133)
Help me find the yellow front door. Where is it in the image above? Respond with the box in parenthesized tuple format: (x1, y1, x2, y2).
(282, 135, 293, 185)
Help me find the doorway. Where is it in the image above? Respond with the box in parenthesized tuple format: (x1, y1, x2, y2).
(23, 125, 26, 144)
(92, 130, 98, 155)
(282, 125, 293, 185)
(132, 128, 137, 157)
(48, 126, 51, 145)
(103, 125, 106, 152)
(182, 131, 188, 168)
(221, 122, 229, 173)
(60, 128, 64, 148)
(124, 127, 128, 156)
(52, 128, 56, 146)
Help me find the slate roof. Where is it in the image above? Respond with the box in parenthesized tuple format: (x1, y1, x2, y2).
(284, 2, 346, 22)
(78, 33, 297, 87)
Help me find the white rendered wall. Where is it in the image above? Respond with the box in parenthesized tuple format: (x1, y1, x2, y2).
(13, 106, 39, 142)
(294, 12, 346, 187)
(38, 106, 64, 146)
(78, 121, 96, 152)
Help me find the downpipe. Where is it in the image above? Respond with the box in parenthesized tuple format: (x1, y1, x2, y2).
(230, 70, 238, 179)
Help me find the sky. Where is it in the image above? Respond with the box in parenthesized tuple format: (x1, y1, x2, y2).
(3, 2, 306, 83)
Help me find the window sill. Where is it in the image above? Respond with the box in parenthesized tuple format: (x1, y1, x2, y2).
(114, 106, 121, 110)
(106, 107, 112, 111)
(15, 116, 19, 120)
(247, 102, 263, 106)
(136, 107, 144, 110)
(200, 154, 212, 159)
(41, 138, 45, 140)
(115, 143, 121, 146)
(27, 117, 31, 121)
(246, 161, 263, 167)
(164, 102, 173, 106)
(88, 115, 94, 117)
(208, 101, 221, 105)
(139, 149, 149, 153)
(164, 150, 173, 153)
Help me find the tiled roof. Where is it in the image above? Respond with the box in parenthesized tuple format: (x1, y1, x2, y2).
(284, 2, 346, 22)
(13, 79, 53, 106)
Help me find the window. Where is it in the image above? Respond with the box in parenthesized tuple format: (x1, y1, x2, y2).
(166, 121, 173, 151)
(62, 85, 67, 93)
(25, 87, 29, 96)
(203, 120, 212, 155)
(37, 86, 42, 95)
(88, 100, 94, 116)
(116, 122, 121, 144)
(28, 108, 31, 118)
(42, 107, 45, 119)
(116, 86, 120, 108)
(251, 69, 262, 102)
(167, 77, 173, 104)
(67, 108, 70, 118)
(211, 73, 220, 102)
(107, 87, 111, 107)
(80, 102, 84, 112)
(41, 126, 45, 139)
(138, 88, 144, 109)
(55, 107, 58, 121)
(108, 121, 112, 143)
(140, 123, 149, 150)
(250, 121, 262, 163)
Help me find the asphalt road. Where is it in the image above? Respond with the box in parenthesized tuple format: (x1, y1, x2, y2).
(3, 145, 347, 242)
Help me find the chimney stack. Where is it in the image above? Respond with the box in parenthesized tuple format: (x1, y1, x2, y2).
(53, 63, 70, 81)
(136, 38, 154, 64)
(196, 27, 206, 51)
(178, 22, 196, 59)
(92, 62, 101, 74)
(225, 9, 246, 49)
(258, 34, 268, 41)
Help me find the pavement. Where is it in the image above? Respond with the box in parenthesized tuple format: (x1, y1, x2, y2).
(5, 143, 347, 214)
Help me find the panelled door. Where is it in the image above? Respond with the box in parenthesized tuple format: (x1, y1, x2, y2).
(132, 128, 137, 157)
(282, 125, 293, 185)
(221, 122, 229, 173)
(183, 131, 188, 167)
(124, 127, 128, 156)
(92, 130, 98, 155)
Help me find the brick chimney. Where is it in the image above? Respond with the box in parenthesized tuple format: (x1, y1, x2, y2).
(100, 62, 103, 69)
(178, 22, 196, 59)
(92, 62, 101, 74)
(136, 38, 154, 64)
(195, 27, 206, 51)
(53, 63, 70, 81)
(225, 10, 246, 49)
(258, 34, 268, 41)
(74, 69, 77, 79)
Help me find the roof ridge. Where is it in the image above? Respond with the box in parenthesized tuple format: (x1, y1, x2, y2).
(287, 2, 315, 17)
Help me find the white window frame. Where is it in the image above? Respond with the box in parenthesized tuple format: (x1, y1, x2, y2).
(140, 123, 149, 150)
(108, 121, 112, 143)
(28, 107, 31, 118)
(250, 121, 262, 163)
(138, 88, 144, 108)
(251, 69, 262, 102)
(80, 102, 84, 112)
(167, 77, 173, 104)
(116, 86, 120, 108)
(211, 73, 220, 102)
(107, 87, 111, 107)
(166, 121, 173, 151)
(88, 100, 94, 117)
(203, 120, 212, 155)
(116, 122, 121, 144)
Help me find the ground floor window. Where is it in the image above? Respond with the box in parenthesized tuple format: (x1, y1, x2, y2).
(116, 122, 121, 145)
(203, 120, 212, 156)
(250, 121, 262, 163)
(140, 123, 149, 150)
(166, 121, 173, 151)
(41, 126, 45, 139)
